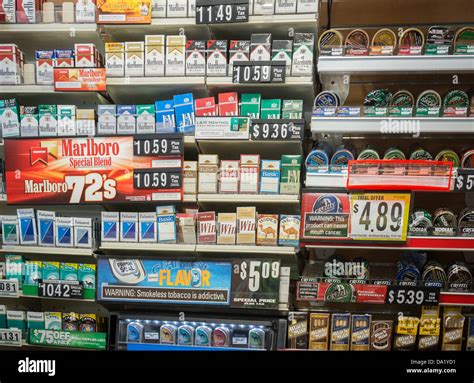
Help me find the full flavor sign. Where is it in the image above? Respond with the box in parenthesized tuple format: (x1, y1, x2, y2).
(5, 136, 183, 204)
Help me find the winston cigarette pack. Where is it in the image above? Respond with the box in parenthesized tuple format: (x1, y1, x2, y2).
(237, 207, 256, 245)
(217, 213, 237, 245)
(197, 212, 216, 244)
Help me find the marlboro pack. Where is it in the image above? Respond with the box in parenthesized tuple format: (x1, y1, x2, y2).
(166, 35, 186, 76)
(250, 33, 271, 61)
(35, 50, 54, 85)
(218, 92, 239, 116)
(125, 42, 144, 77)
(54, 49, 75, 68)
(16, 0, 40, 23)
(0, 0, 16, 23)
(145, 35, 165, 77)
(195, 97, 217, 116)
(206, 40, 227, 77)
(106, 43, 125, 77)
(185, 40, 206, 76)
(1, 44, 23, 85)
(75, 44, 98, 68)
(228, 40, 250, 76)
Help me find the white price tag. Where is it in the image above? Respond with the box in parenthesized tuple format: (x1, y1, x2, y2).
(349, 193, 411, 241)
(0, 329, 22, 346)
(0, 279, 19, 298)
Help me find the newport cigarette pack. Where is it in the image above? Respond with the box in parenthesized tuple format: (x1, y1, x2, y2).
(219, 160, 240, 193)
(278, 215, 300, 246)
(256, 214, 278, 246)
(198, 154, 219, 193)
(145, 35, 165, 76)
(330, 313, 351, 351)
(309, 313, 330, 350)
(237, 206, 256, 245)
(217, 213, 236, 245)
(240, 154, 260, 194)
(206, 40, 227, 76)
(185, 40, 206, 76)
(197, 211, 216, 244)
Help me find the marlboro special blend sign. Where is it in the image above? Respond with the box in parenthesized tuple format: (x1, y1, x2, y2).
(4, 136, 183, 204)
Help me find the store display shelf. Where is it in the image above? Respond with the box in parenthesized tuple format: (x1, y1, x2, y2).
(317, 55, 474, 75)
(100, 242, 196, 252)
(311, 116, 474, 134)
(439, 291, 474, 306)
(303, 236, 474, 252)
(125, 343, 261, 351)
(0, 245, 94, 256)
(198, 193, 300, 203)
(196, 244, 296, 254)
(0, 294, 95, 303)
(106, 76, 208, 103)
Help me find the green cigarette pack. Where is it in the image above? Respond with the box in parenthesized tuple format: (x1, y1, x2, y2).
(280, 155, 302, 194)
(261, 99, 281, 119)
(240, 93, 261, 118)
(282, 99, 303, 119)
(27, 312, 45, 330)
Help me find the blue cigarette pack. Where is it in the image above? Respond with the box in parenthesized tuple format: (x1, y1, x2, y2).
(101, 212, 119, 242)
(139, 212, 157, 242)
(155, 100, 176, 133)
(173, 93, 195, 134)
(38, 210, 55, 246)
(17, 208, 37, 245)
(120, 212, 138, 242)
(55, 217, 73, 247)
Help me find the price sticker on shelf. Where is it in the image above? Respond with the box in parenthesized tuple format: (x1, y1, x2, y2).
(453, 169, 474, 192)
(231, 259, 280, 309)
(133, 168, 182, 190)
(386, 285, 440, 305)
(232, 61, 286, 84)
(0, 279, 19, 298)
(0, 329, 22, 346)
(133, 135, 184, 157)
(349, 193, 411, 241)
(196, 0, 249, 24)
(250, 120, 304, 141)
(38, 280, 84, 299)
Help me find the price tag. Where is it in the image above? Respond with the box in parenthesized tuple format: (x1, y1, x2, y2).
(386, 285, 440, 305)
(349, 193, 411, 241)
(195, 0, 248, 24)
(231, 259, 280, 309)
(38, 280, 84, 299)
(232, 61, 286, 84)
(0, 279, 19, 297)
(250, 119, 304, 141)
(133, 168, 182, 190)
(133, 135, 183, 156)
(0, 329, 22, 346)
(454, 169, 474, 192)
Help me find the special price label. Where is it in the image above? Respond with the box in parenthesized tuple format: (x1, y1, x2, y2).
(133, 135, 184, 157)
(38, 280, 84, 299)
(386, 285, 440, 305)
(29, 329, 107, 350)
(453, 169, 474, 192)
(0, 279, 19, 297)
(250, 120, 304, 141)
(0, 329, 22, 346)
(231, 259, 280, 309)
(232, 61, 286, 84)
(196, 0, 249, 24)
(133, 168, 182, 190)
(349, 193, 411, 241)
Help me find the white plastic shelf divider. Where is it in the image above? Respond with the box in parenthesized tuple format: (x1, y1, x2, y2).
(196, 244, 296, 254)
(0, 245, 94, 256)
(198, 194, 300, 203)
(100, 242, 196, 252)
(317, 55, 474, 75)
(311, 117, 474, 134)
(305, 173, 347, 189)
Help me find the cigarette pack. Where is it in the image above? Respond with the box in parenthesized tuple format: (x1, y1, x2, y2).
(0, 44, 22, 85)
(155, 100, 176, 133)
(76, 0, 96, 22)
(152, 0, 166, 17)
(27, 312, 45, 330)
(166, 35, 186, 76)
(55, 217, 73, 247)
(197, 212, 216, 244)
(261, 99, 281, 119)
(117, 105, 136, 135)
(35, 50, 54, 85)
(54, 49, 75, 68)
(73, 217, 93, 248)
(24, 260, 41, 287)
(176, 213, 196, 244)
(105, 43, 125, 78)
(282, 99, 303, 119)
(78, 264, 96, 292)
(272, 40, 293, 76)
(351, 314, 371, 351)
(17, 208, 37, 245)
(280, 154, 302, 194)
(309, 313, 330, 350)
(0, 0, 16, 22)
(228, 40, 250, 76)
(240, 93, 261, 118)
(467, 316, 474, 351)
(57, 105, 76, 136)
(7, 311, 26, 336)
(278, 215, 300, 246)
(136, 104, 155, 134)
(1, 215, 19, 245)
(138, 212, 157, 242)
(218, 92, 239, 116)
(220, 160, 240, 193)
(236, 206, 256, 245)
(195, 97, 217, 116)
(275, 0, 296, 14)
(167, 0, 187, 17)
(288, 312, 308, 349)
(173, 93, 195, 134)
(75, 43, 96, 68)
(1, 105, 20, 137)
(44, 312, 61, 330)
(253, 0, 274, 15)
(256, 214, 278, 246)
(97, 104, 117, 135)
(297, 0, 317, 13)
(60, 263, 78, 281)
(20, 105, 38, 137)
(120, 212, 138, 242)
(76, 109, 95, 136)
(206, 40, 227, 76)
(330, 313, 351, 351)
(198, 154, 219, 193)
(217, 213, 236, 245)
(156, 205, 176, 215)
(38, 104, 57, 136)
(38, 210, 55, 246)
(145, 35, 165, 77)
(185, 40, 206, 76)
(188, 0, 195, 16)
(240, 154, 260, 194)
(125, 42, 144, 77)
(250, 34, 272, 61)
(5, 255, 23, 288)
(260, 159, 280, 194)
(157, 214, 176, 243)
(291, 33, 314, 76)
(101, 212, 119, 242)
(183, 161, 197, 194)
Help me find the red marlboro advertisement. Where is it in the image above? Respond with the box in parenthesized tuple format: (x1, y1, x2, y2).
(5, 137, 183, 204)
(54, 68, 106, 92)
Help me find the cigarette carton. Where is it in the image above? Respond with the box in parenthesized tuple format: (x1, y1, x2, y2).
(185, 40, 206, 76)
(240, 154, 260, 194)
(42, 261, 60, 280)
(38, 104, 57, 136)
(167, 0, 187, 17)
(195, 97, 217, 116)
(198, 154, 219, 193)
(136, 104, 155, 134)
(38, 210, 55, 246)
(152, 0, 166, 17)
(217, 213, 236, 245)
(240, 93, 261, 118)
(282, 99, 303, 119)
(309, 313, 330, 350)
(145, 35, 165, 77)
(206, 40, 227, 76)
(117, 105, 136, 135)
(173, 93, 195, 134)
(27, 312, 45, 330)
(183, 161, 197, 194)
(54, 49, 74, 67)
(260, 159, 280, 194)
(157, 214, 176, 243)
(125, 42, 144, 77)
(220, 160, 240, 193)
(250, 34, 272, 61)
(197, 212, 216, 244)
(166, 35, 186, 76)
(76, 0, 96, 22)
(351, 314, 371, 351)
(218, 92, 239, 116)
(256, 214, 279, 246)
(60, 262, 78, 281)
(272, 40, 293, 76)
(17, 208, 37, 245)
(55, 217, 73, 247)
(105, 42, 125, 78)
(291, 33, 314, 76)
(97, 104, 117, 135)
(176, 213, 196, 244)
(261, 99, 281, 119)
(1, 215, 19, 245)
(280, 154, 302, 194)
(35, 50, 54, 85)
(278, 215, 300, 246)
(58, 105, 76, 136)
(0, 0, 16, 22)
(237, 206, 256, 245)
(155, 100, 176, 133)
(330, 313, 351, 351)
(228, 40, 250, 76)
(275, 0, 296, 14)
(44, 312, 62, 330)
(101, 212, 119, 242)
(139, 212, 157, 242)
(73, 217, 93, 248)
(120, 212, 138, 242)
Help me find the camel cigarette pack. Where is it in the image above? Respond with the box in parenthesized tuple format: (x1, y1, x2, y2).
(237, 207, 256, 245)
(228, 40, 250, 76)
(60, 263, 78, 281)
(330, 313, 351, 351)
(157, 214, 176, 243)
(42, 261, 59, 280)
(260, 160, 280, 194)
(220, 160, 240, 193)
(197, 212, 216, 244)
(198, 154, 219, 193)
(125, 42, 144, 77)
(256, 214, 278, 246)
(217, 213, 237, 245)
(206, 40, 227, 76)
(250, 34, 271, 61)
(145, 35, 165, 76)
(183, 161, 197, 194)
(105, 43, 125, 77)
(185, 40, 206, 76)
(240, 154, 260, 194)
(309, 313, 330, 350)
(120, 212, 138, 242)
(351, 314, 371, 351)
(280, 155, 302, 194)
(44, 312, 61, 330)
(278, 215, 300, 246)
(166, 35, 186, 76)
(177, 214, 196, 244)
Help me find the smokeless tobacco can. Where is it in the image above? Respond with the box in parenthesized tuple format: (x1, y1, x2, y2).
(248, 328, 266, 349)
(417, 90, 442, 109)
(358, 145, 380, 160)
(330, 144, 356, 173)
(213, 327, 231, 347)
(447, 262, 472, 289)
(384, 147, 406, 160)
(422, 260, 447, 283)
(178, 325, 195, 346)
(433, 208, 457, 236)
(195, 325, 212, 347)
(409, 209, 433, 236)
(160, 324, 177, 345)
(435, 150, 460, 167)
(458, 207, 474, 237)
(305, 141, 333, 173)
(314, 91, 340, 107)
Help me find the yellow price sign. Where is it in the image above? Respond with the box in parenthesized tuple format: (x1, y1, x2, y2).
(349, 193, 411, 241)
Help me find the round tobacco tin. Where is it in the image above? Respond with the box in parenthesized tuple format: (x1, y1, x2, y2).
(409, 209, 433, 235)
(306, 141, 333, 169)
(364, 89, 392, 107)
(390, 90, 415, 108)
(314, 91, 340, 107)
(422, 260, 447, 283)
(461, 150, 474, 168)
(331, 147, 356, 168)
(454, 27, 474, 46)
(324, 283, 355, 303)
(358, 146, 380, 160)
(399, 28, 425, 48)
(427, 26, 455, 45)
(160, 324, 177, 345)
(384, 147, 406, 160)
(447, 262, 472, 288)
(372, 28, 397, 48)
(396, 262, 421, 282)
(435, 150, 460, 167)
(318, 29, 344, 52)
(213, 327, 231, 347)
(345, 29, 370, 50)
(248, 328, 266, 350)
(178, 325, 195, 346)
(416, 90, 442, 109)
(195, 325, 212, 347)
(458, 207, 474, 237)
(409, 146, 433, 161)
(443, 90, 470, 108)
(312, 194, 343, 214)
(433, 208, 457, 233)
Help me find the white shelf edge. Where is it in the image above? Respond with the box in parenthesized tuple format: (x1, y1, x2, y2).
(0, 85, 55, 93)
(0, 294, 95, 303)
(183, 194, 197, 203)
(0, 245, 94, 256)
(106, 76, 206, 86)
(198, 193, 299, 203)
(0, 23, 98, 33)
(100, 242, 196, 252)
(196, 244, 296, 254)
